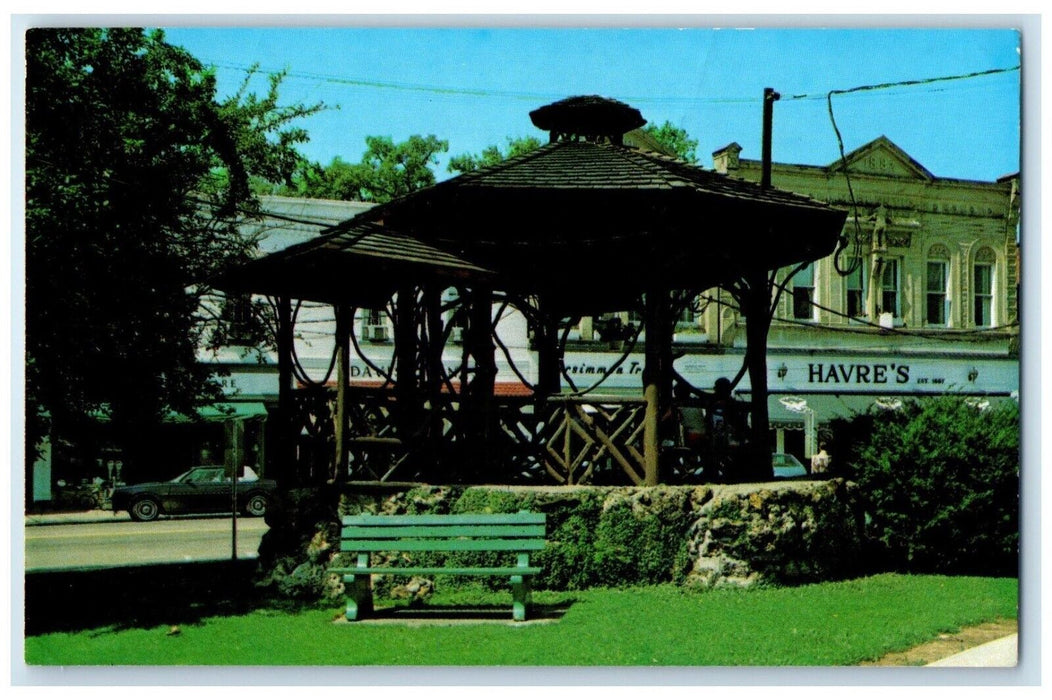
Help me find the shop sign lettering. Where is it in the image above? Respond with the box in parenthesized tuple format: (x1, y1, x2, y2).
(808, 363, 910, 384)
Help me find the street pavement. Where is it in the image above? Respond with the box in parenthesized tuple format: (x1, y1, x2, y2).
(22, 509, 1017, 667)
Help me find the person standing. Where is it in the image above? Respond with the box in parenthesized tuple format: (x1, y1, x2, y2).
(811, 444, 831, 475)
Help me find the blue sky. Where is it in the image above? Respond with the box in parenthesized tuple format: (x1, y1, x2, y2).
(162, 26, 1021, 182)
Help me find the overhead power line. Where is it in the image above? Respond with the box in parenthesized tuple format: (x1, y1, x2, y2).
(786, 65, 1019, 102)
(201, 59, 1020, 106)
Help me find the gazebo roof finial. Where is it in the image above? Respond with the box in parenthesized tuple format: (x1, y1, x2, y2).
(529, 95, 646, 144)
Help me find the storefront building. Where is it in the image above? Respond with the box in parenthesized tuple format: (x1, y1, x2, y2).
(216, 136, 1021, 473)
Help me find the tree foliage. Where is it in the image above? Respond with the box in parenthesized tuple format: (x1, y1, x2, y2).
(289, 134, 448, 203)
(25, 28, 321, 468)
(642, 121, 699, 163)
(829, 396, 1020, 576)
(447, 135, 543, 174)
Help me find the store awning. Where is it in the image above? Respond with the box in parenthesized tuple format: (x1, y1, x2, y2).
(171, 403, 269, 423)
(92, 402, 269, 424)
(760, 394, 877, 429)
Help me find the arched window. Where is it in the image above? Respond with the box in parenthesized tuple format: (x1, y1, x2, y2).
(926, 244, 950, 326)
(973, 247, 997, 327)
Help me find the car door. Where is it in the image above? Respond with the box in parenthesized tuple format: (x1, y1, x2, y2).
(171, 467, 230, 514)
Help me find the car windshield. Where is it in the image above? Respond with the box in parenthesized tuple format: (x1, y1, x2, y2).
(174, 467, 228, 484)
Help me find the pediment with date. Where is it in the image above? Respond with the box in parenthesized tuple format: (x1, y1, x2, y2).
(831, 136, 934, 181)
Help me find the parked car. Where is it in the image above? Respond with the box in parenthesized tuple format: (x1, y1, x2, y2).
(771, 452, 808, 479)
(111, 466, 276, 522)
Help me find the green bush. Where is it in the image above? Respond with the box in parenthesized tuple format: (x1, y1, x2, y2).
(437, 487, 693, 590)
(829, 396, 1019, 576)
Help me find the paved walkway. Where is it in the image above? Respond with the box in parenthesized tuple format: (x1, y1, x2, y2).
(925, 633, 1018, 667)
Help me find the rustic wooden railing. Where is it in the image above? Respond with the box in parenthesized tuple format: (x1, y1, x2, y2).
(288, 387, 652, 485)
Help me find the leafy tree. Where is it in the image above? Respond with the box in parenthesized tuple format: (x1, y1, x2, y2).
(290, 134, 448, 203)
(447, 135, 543, 174)
(642, 121, 699, 163)
(829, 396, 1019, 576)
(25, 28, 321, 480)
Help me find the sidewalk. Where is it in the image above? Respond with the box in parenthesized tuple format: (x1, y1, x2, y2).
(25, 509, 130, 526)
(926, 633, 1018, 667)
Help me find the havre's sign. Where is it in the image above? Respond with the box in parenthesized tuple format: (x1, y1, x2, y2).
(807, 363, 910, 385)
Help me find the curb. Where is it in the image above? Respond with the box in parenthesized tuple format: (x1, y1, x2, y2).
(25, 510, 128, 526)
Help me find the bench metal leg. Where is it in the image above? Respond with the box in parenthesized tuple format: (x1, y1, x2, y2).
(343, 574, 373, 621)
(510, 574, 531, 622)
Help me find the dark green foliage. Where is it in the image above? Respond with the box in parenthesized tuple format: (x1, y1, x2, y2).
(445, 488, 692, 590)
(829, 396, 1019, 576)
(25, 28, 321, 477)
(533, 495, 606, 590)
(447, 135, 543, 174)
(642, 121, 699, 162)
(590, 501, 693, 586)
(288, 134, 448, 203)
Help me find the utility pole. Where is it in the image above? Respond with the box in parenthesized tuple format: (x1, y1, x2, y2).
(745, 86, 781, 481)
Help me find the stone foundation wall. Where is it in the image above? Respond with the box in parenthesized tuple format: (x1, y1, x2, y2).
(253, 479, 864, 601)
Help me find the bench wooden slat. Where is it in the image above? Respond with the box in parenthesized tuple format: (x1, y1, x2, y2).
(336, 511, 546, 622)
(332, 566, 542, 577)
(341, 538, 546, 552)
(342, 513, 545, 527)
(341, 524, 545, 539)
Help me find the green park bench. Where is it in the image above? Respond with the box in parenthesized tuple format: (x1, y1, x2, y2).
(332, 511, 547, 622)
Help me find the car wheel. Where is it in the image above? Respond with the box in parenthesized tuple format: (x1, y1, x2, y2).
(244, 493, 268, 517)
(129, 497, 161, 522)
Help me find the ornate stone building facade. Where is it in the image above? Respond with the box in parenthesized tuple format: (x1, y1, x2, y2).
(706, 136, 1019, 351)
(694, 137, 1020, 457)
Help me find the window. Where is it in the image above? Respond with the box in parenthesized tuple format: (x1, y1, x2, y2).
(220, 293, 257, 345)
(845, 258, 866, 319)
(442, 288, 466, 343)
(973, 250, 995, 327)
(926, 260, 949, 326)
(791, 263, 816, 320)
(361, 307, 389, 342)
(880, 259, 900, 319)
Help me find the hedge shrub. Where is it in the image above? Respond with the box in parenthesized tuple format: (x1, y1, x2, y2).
(829, 396, 1019, 576)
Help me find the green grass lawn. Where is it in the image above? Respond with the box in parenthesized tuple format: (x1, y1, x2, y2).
(24, 573, 1017, 666)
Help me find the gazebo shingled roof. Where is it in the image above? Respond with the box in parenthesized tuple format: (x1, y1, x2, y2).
(335, 139, 845, 313)
(223, 95, 845, 313)
(217, 221, 494, 307)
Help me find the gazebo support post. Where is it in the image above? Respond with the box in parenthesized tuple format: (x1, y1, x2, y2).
(394, 285, 421, 454)
(333, 304, 351, 482)
(642, 289, 673, 485)
(534, 296, 561, 406)
(423, 285, 446, 475)
(276, 295, 296, 486)
(465, 286, 497, 477)
(743, 270, 774, 480)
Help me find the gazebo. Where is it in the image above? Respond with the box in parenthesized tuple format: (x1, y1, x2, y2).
(219, 95, 847, 487)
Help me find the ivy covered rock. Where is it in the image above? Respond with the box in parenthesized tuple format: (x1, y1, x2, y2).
(253, 479, 864, 599)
